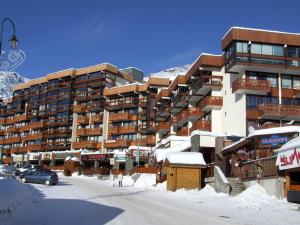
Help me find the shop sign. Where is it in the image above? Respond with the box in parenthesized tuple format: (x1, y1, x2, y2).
(260, 135, 288, 147)
(115, 155, 126, 162)
(81, 153, 114, 161)
(278, 148, 300, 170)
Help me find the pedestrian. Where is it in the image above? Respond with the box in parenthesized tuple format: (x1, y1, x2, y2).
(118, 172, 123, 187)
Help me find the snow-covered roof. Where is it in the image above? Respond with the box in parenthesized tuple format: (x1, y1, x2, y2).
(222, 126, 300, 153)
(250, 126, 300, 137)
(157, 135, 189, 147)
(276, 136, 300, 152)
(222, 26, 300, 40)
(191, 130, 226, 137)
(154, 138, 191, 162)
(165, 152, 206, 165)
(128, 146, 151, 151)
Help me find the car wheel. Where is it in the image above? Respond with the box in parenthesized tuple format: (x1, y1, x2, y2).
(15, 170, 20, 176)
(45, 180, 51, 186)
(21, 178, 26, 183)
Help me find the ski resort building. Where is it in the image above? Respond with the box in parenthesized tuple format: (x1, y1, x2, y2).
(1, 27, 300, 199)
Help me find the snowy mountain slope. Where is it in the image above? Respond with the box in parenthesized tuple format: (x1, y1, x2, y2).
(0, 71, 29, 98)
(147, 64, 191, 81)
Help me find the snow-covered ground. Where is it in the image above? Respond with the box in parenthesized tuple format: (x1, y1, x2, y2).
(1, 174, 300, 225)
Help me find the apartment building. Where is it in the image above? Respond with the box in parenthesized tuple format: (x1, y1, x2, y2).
(154, 27, 300, 176)
(0, 63, 134, 166)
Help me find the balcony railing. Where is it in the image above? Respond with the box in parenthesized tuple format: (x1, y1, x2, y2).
(74, 105, 89, 113)
(176, 127, 189, 136)
(77, 116, 89, 124)
(22, 133, 44, 141)
(119, 126, 138, 134)
(7, 126, 20, 133)
(130, 135, 156, 146)
(192, 75, 223, 95)
(199, 96, 223, 111)
(190, 120, 211, 132)
(91, 114, 103, 123)
(104, 139, 131, 148)
(232, 78, 271, 95)
(20, 122, 44, 132)
(4, 136, 22, 144)
(72, 141, 101, 149)
(109, 112, 137, 121)
(76, 128, 103, 136)
(155, 122, 171, 133)
(24, 144, 43, 152)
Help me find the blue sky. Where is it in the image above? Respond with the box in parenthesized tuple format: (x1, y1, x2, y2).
(1, 0, 300, 79)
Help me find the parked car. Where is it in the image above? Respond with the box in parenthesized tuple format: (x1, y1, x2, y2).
(15, 165, 44, 176)
(20, 170, 58, 185)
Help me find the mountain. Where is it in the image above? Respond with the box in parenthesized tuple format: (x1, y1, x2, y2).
(147, 64, 191, 81)
(0, 71, 29, 98)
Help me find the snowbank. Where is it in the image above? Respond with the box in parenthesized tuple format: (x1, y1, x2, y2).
(134, 174, 156, 188)
(234, 183, 281, 210)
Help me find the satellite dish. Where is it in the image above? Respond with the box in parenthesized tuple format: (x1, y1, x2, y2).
(248, 126, 255, 134)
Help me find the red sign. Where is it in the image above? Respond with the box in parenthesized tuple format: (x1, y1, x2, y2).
(279, 148, 300, 170)
(81, 153, 114, 161)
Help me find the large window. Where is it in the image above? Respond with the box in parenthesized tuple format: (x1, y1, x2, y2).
(251, 43, 284, 56)
(236, 42, 248, 53)
(281, 75, 292, 89)
(251, 44, 262, 54)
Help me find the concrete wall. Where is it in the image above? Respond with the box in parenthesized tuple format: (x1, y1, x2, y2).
(243, 177, 285, 199)
(221, 69, 246, 137)
(213, 166, 231, 194)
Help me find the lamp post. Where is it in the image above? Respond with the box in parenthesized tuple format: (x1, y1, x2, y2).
(0, 17, 19, 56)
(0, 18, 19, 165)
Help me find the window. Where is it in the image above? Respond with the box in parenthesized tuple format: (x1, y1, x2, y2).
(287, 47, 297, 57)
(262, 45, 273, 55)
(282, 75, 292, 88)
(266, 74, 277, 87)
(273, 46, 284, 56)
(293, 76, 300, 90)
(236, 42, 248, 53)
(251, 44, 262, 54)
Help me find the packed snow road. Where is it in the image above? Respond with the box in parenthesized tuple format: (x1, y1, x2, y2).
(6, 175, 300, 225)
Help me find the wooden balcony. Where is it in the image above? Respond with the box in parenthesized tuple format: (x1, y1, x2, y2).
(76, 128, 103, 136)
(91, 114, 103, 123)
(104, 139, 131, 148)
(4, 136, 22, 144)
(199, 96, 223, 111)
(108, 126, 119, 134)
(22, 133, 44, 141)
(109, 112, 137, 121)
(13, 114, 29, 123)
(2, 157, 11, 164)
(77, 116, 89, 124)
(232, 78, 271, 95)
(0, 130, 5, 135)
(155, 105, 172, 120)
(72, 141, 101, 149)
(172, 92, 189, 108)
(257, 104, 300, 121)
(10, 146, 22, 154)
(74, 105, 89, 113)
(119, 126, 138, 134)
(130, 136, 156, 146)
(105, 98, 142, 110)
(155, 122, 171, 134)
(176, 127, 189, 136)
(0, 118, 6, 125)
(173, 108, 203, 127)
(190, 120, 211, 132)
(7, 126, 20, 133)
(191, 75, 223, 100)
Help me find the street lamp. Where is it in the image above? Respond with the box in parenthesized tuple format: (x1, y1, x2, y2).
(0, 17, 19, 56)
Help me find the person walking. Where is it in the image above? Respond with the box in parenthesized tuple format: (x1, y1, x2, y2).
(118, 172, 123, 187)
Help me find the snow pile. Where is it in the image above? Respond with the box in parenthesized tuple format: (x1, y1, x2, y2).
(0, 71, 29, 98)
(0, 178, 38, 224)
(134, 174, 156, 188)
(165, 152, 206, 165)
(155, 181, 167, 191)
(234, 183, 280, 210)
(147, 64, 191, 81)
